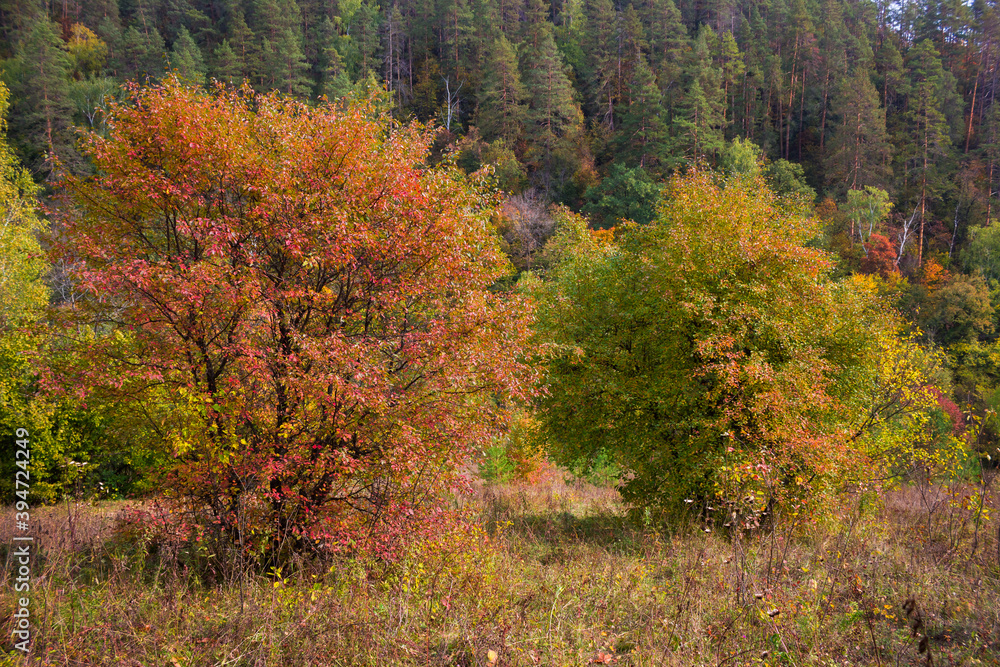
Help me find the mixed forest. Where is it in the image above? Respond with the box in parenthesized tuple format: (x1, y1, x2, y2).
(0, 0, 999, 663)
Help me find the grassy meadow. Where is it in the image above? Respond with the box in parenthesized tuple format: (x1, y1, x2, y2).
(1, 469, 998, 666)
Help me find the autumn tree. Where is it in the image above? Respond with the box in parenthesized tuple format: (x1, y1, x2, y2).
(51, 81, 533, 563)
(0, 81, 103, 503)
(531, 170, 902, 516)
(922, 273, 994, 346)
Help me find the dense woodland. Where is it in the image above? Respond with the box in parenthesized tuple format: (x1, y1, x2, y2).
(1, 0, 999, 214)
(0, 0, 999, 531)
(1, 3, 999, 662)
(1, 0, 999, 276)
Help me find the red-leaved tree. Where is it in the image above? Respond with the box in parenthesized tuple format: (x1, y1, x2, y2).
(49, 80, 533, 563)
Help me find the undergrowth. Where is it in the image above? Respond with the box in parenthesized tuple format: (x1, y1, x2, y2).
(1, 472, 998, 666)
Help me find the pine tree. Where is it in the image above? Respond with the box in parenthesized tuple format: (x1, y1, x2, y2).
(583, 0, 619, 129)
(780, 0, 817, 161)
(815, 0, 849, 151)
(875, 38, 905, 121)
(115, 24, 166, 81)
(161, 0, 212, 44)
(384, 4, 408, 106)
(439, 0, 474, 81)
(78, 0, 121, 32)
(119, 0, 158, 38)
(316, 16, 352, 99)
(619, 5, 648, 104)
(498, 0, 523, 36)
(736, 13, 767, 142)
(225, 10, 257, 82)
(469, 0, 500, 84)
(211, 39, 243, 85)
(825, 67, 893, 195)
(554, 0, 586, 78)
(521, 16, 582, 183)
(475, 35, 527, 145)
(353, 0, 382, 80)
(248, 0, 293, 42)
(981, 101, 1000, 225)
(899, 38, 956, 265)
(272, 27, 313, 95)
(616, 54, 669, 170)
(673, 26, 726, 163)
(640, 0, 686, 74)
(411, 55, 441, 120)
(4, 14, 76, 176)
(170, 26, 207, 85)
(717, 31, 745, 131)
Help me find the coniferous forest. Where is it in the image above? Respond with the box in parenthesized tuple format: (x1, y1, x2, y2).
(1, 0, 1000, 664)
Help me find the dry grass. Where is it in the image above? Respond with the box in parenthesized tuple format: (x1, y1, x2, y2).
(1, 473, 998, 666)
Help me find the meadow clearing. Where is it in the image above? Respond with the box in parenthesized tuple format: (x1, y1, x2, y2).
(2, 466, 998, 666)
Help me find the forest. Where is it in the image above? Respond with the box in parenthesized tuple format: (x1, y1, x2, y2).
(0, 0, 998, 664)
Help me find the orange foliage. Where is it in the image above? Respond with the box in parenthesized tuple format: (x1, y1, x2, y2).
(49, 80, 535, 562)
(860, 234, 899, 278)
(920, 256, 950, 288)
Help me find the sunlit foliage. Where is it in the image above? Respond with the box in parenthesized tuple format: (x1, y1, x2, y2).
(49, 80, 534, 563)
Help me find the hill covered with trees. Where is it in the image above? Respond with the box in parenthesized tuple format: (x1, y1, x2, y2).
(0, 3, 998, 661)
(1, 0, 1000, 499)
